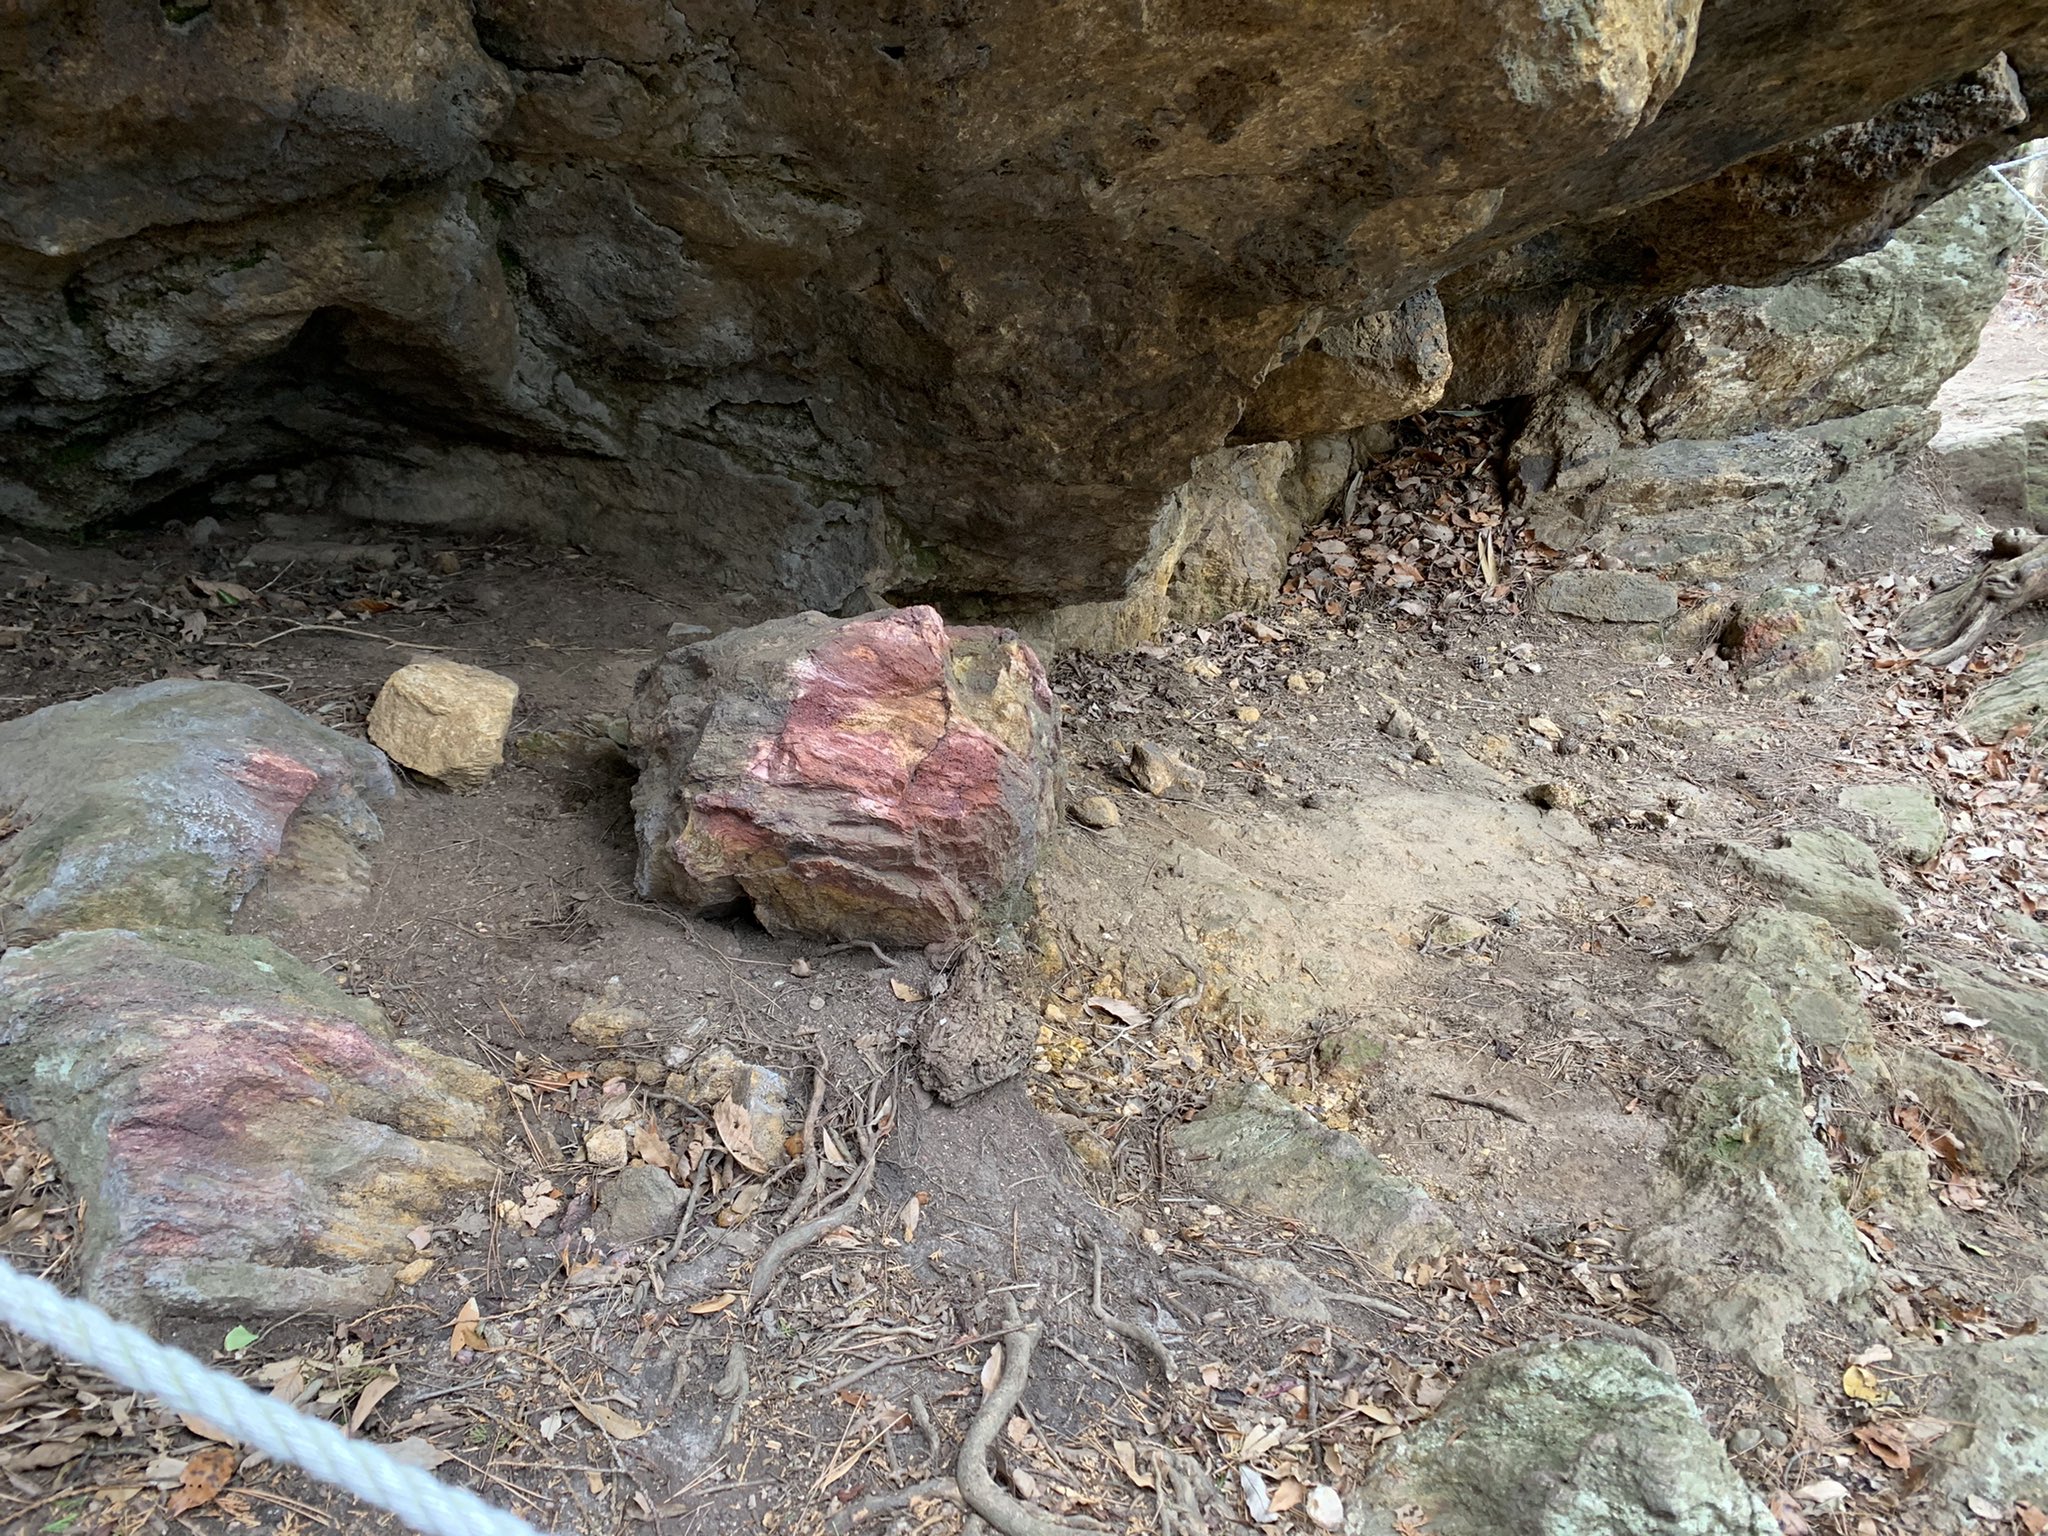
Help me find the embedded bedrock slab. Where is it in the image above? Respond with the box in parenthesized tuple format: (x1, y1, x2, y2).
(0, 928, 499, 1325)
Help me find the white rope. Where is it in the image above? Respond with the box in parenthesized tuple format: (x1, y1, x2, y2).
(0, 1259, 548, 1536)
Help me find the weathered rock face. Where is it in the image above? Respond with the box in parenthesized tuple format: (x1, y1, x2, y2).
(629, 606, 1059, 946)
(0, 928, 498, 1324)
(0, 679, 394, 945)
(1168, 1082, 1455, 1274)
(1357, 1340, 1774, 1536)
(1933, 374, 2048, 529)
(1508, 175, 2025, 579)
(2, 3, 2042, 616)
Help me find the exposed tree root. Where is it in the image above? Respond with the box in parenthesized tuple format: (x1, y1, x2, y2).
(957, 1300, 1101, 1536)
(778, 1062, 831, 1233)
(748, 1125, 877, 1305)
(1899, 528, 2048, 665)
(1088, 1238, 1175, 1387)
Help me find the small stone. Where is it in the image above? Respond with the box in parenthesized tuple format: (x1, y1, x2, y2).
(1286, 672, 1310, 694)
(367, 659, 519, 792)
(1235, 705, 1262, 723)
(583, 1124, 630, 1167)
(1525, 780, 1580, 811)
(594, 1164, 684, 1247)
(1536, 569, 1681, 623)
(1128, 740, 1203, 799)
(568, 983, 652, 1050)
(668, 1047, 793, 1169)
(1380, 702, 1420, 740)
(187, 515, 222, 547)
(1427, 912, 1490, 948)
(1070, 794, 1121, 830)
(1525, 715, 1563, 741)
(433, 550, 461, 575)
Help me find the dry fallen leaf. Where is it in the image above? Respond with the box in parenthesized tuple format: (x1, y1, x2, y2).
(396, 1257, 435, 1286)
(448, 1297, 493, 1356)
(1853, 1423, 1912, 1471)
(980, 1343, 1004, 1397)
(714, 1097, 768, 1175)
(178, 1412, 236, 1446)
(349, 1372, 400, 1435)
(1084, 996, 1148, 1028)
(899, 1192, 928, 1242)
(632, 1119, 679, 1175)
(573, 1397, 648, 1441)
(167, 1445, 238, 1516)
(688, 1293, 740, 1316)
(1842, 1364, 1887, 1404)
(889, 978, 927, 1003)
(1110, 1440, 1155, 1490)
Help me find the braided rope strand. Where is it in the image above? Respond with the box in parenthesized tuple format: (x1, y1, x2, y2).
(0, 1260, 547, 1536)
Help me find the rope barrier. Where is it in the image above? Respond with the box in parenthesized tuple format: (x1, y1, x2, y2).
(0, 1259, 549, 1536)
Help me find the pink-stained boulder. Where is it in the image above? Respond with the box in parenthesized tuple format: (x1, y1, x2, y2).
(628, 607, 1059, 947)
(0, 679, 395, 945)
(0, 928, 499, 1325)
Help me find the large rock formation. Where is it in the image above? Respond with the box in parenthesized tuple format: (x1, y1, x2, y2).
(1507, 175, 2025, 578)
(1, 4, 2043, 619)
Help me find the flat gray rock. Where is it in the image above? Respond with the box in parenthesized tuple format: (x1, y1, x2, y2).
(1536, 569, 1680, 623)
(1169, 1082, 1453, 1274)
(1356, 1340, 1775, 1536)
(1725, 828, 1906, 949)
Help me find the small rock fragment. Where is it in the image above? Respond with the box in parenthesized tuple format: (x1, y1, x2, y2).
(1069, 794, 1121, 830)
(1524, 780, 1580, 811)
(1128, 740, 1203, 799)
(569, 983, 653, 1051)
(1427, 912, 1490, 948)
(1725, 828, 1907, 949)
(666, 1047, 793, 1170)
(368, 659, 519, 791)
(595, 1164, 685, 1247)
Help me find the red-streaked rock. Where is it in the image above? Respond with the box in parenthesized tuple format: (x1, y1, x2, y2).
(0, 679, 395, 945)
(0, 928, 499, 1325)
(629, 606, 1059, 946)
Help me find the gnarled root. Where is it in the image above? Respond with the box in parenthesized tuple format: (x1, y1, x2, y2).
(957, 1300, 1101, 1536)
(1899, 528, 2048, 666)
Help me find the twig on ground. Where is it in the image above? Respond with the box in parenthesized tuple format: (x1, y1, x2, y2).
(779, 1062, 830, 1233)
(957, 1299, 1101, 1536)
(826, 1476, 961, 1531)
(1172, 1264, 1414, 1322)
(211, 622, 453, 651)
(712, 1341, 750, 1447)
(819, 939, 899, 967)
(1427, 1089, 1533, 1125)
(1565, 1310, 1679, 1375)
(829, 1330, 1007, 1394)
(1088, 1238, 1175, 1387)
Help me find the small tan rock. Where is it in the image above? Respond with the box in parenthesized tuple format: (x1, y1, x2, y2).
(367, 659, 519, 791)
(1070, 794, 1121, 830)
(569, 985, 652, 1050)
(1525, 780, 1581, 811)
(1127, 741, 1203, 799)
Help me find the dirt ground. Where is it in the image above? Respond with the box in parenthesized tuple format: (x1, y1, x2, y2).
(0, 316, 2044, 1536)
